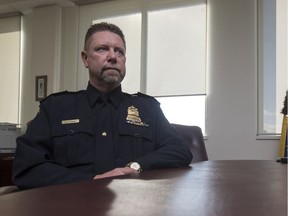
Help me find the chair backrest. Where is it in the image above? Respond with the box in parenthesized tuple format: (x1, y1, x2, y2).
(171, 123, 208, 163)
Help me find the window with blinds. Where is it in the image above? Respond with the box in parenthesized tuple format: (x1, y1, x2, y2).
(78, 0, 207, 133)
(0, 16, 21, 124)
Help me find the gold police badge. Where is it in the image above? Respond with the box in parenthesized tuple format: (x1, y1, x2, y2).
(126, 106, 149, 127)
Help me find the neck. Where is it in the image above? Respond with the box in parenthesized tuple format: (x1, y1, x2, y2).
(89, 80, 119, 94)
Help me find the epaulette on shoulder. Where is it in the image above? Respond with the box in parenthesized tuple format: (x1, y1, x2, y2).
(134, 92, 153, 98)
(130, 92, 159, 104)
(40, 90, 84, 103)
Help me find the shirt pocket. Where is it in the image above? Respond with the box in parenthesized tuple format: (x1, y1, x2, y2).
(51, 121, 94, 167)
(119, 124, 152, 140)
(118, 124, 154, 158)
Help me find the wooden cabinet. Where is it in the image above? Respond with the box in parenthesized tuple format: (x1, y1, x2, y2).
(0, 154, 14, 186)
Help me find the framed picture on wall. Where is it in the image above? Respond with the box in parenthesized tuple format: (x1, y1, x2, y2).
(35, 75, 47, 101)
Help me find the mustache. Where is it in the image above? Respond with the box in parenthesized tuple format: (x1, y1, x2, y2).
(102, 66, 120, 72)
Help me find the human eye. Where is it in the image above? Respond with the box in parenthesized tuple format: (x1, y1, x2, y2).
(95, 46, 108, 52)
(115, 48, 125, 57)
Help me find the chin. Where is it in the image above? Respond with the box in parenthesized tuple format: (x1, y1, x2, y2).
(104, 73, 124, 82)
(103, 76, 122, 85)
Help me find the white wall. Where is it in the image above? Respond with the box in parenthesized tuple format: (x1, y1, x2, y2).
(20, 5, 78, 130)
(17, 0, 279, 160)
(60, 6, 79, 92)
(20, 6, 57, 129)
(205, 0, 279, 160)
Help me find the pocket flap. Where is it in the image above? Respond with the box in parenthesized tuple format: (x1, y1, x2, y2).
(52, 119, 93, 137)
(119, 123, 152, 141)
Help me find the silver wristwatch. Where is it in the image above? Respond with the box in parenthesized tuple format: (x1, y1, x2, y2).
(127, 162, 142, 173)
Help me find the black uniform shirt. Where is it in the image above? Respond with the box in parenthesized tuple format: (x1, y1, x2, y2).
(13, 83, 192, 189)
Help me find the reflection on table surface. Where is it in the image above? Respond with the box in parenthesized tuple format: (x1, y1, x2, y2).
(0, 160, 287, 216)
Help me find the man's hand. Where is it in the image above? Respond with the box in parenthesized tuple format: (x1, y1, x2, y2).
(93, 167, 137, 180)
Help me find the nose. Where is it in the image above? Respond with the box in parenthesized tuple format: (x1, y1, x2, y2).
(107, 49, 117, 63)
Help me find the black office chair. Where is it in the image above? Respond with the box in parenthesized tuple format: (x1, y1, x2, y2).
(171, 123, 208, 163)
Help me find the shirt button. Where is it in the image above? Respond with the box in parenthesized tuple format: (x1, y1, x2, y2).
(102, 132, 107, 136)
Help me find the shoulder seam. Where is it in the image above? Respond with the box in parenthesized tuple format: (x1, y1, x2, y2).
(40, 90, 84, 103)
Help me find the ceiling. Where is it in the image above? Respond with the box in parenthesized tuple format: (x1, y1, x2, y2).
(0, 0, 111, 16)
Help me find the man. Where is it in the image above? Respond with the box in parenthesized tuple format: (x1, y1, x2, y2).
(13, 22, 193, 189)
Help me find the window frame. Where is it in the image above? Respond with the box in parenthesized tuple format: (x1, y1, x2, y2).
(257, 0, 288, 138)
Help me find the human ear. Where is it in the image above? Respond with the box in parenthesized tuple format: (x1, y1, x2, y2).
(81, 51, 89, 68)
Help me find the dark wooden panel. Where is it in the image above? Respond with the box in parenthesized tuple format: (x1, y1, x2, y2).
(0, 154, 14, 186)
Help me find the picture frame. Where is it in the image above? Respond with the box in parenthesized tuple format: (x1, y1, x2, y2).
(35, 75, 47, 101)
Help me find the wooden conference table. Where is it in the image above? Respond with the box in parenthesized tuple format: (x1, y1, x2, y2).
(0, 160, 287, 216)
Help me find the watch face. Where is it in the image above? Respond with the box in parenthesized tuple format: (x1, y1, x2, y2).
(130, 162, 140, 171)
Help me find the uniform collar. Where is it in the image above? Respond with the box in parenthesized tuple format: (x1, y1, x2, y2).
(86, 82, 123, 108)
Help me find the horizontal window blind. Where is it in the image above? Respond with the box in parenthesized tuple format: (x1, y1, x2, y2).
(0, 16, 21, 124)
(78, 0, 207, 96)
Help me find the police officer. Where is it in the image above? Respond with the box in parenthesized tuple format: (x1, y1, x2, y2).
(13, 22, 193, 189)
